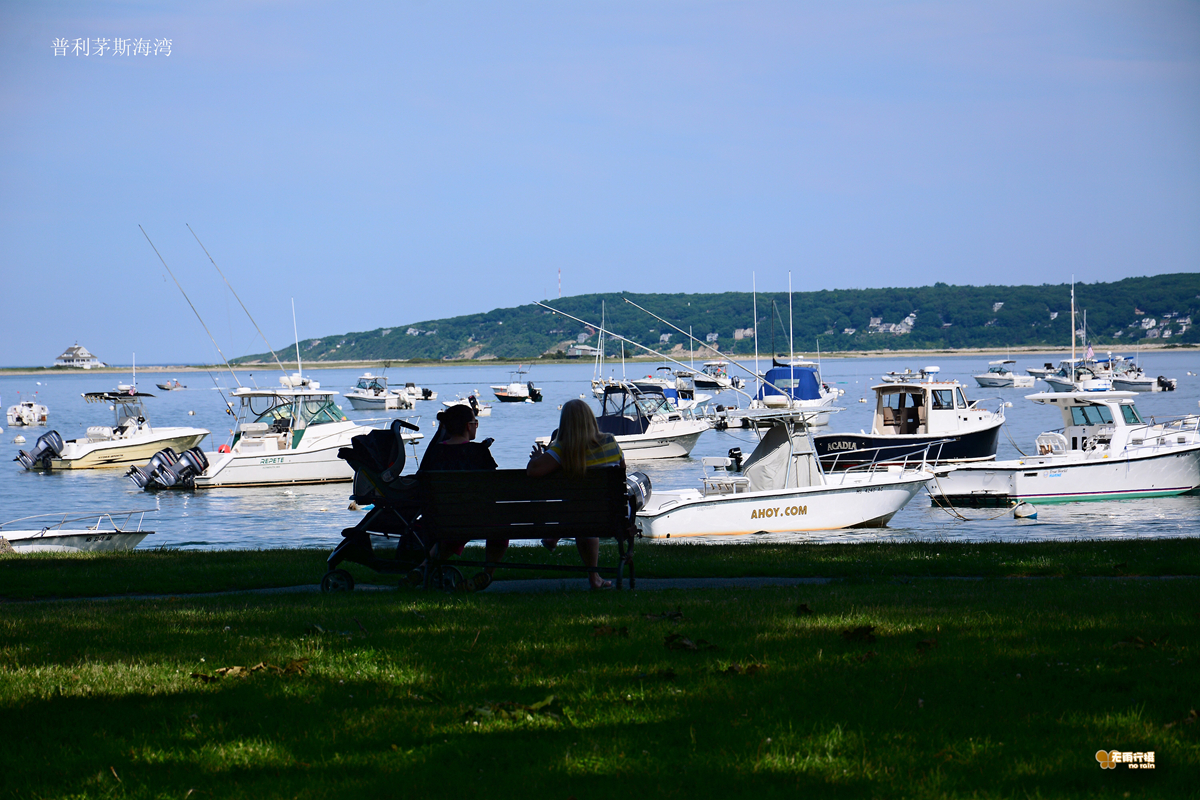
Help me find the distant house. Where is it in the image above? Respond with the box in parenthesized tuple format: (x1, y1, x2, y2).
(566, 344, 600, 358)
(992, 302, 1005, 312)
(705, 333, 719, 343)
(659, 333, 672, 344)
(54, 343, 105, 369)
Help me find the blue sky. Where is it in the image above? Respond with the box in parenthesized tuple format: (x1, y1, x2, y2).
(2, 1, 1197, 367)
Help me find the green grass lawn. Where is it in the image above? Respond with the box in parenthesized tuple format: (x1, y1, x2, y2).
(1, 542, 1198, 798)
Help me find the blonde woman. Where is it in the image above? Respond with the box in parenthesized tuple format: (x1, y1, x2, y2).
(527, 399, 624, 589)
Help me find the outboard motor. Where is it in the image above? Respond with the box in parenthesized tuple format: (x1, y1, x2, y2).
(155, 447, 210, 488)
(467, 395, 481, 414)
(422, 387, 434, 400)
(528, 382, 543, 402)
(15, 430, 64, 471)
(727, 447, 744, 472)
(126, 447, 180, 489)
(1158, 376, 1177, 392)
(625, 471, 652, 516)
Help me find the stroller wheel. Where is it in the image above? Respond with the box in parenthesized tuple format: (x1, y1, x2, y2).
(321, 569, 355, 593)
(433, 565, 464, 592)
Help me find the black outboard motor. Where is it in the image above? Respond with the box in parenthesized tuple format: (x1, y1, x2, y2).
(421, 387, 434, 400)
(1158, 376, 1177, 391)
(15, 430, 65, 471)
(154, 447, 210, 488)
(625, 471, 652, 516)
(727, 447, 744, 472)
(126, 447, 180, 489)
(528, 382, 543, 402)
(467, 395, 481, 414)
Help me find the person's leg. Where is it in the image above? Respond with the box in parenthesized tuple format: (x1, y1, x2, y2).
(484, 539, 509, 576)
(575, 537, 610, 589)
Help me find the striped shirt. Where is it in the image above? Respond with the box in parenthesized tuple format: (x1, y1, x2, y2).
(547, 433, 623, 470)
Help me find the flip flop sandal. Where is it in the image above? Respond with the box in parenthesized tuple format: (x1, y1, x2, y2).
(459, 572, 493, 593)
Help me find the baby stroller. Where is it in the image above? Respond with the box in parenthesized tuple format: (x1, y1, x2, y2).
(321, 418, 461, 592)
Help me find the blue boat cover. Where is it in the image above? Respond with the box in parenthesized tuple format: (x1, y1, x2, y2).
(758, 366, 822, 401)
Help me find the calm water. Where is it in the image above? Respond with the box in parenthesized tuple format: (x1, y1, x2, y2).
(3, 352, 1199, 550)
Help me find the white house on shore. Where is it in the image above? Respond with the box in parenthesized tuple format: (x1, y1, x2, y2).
(54, 343, 105, 369)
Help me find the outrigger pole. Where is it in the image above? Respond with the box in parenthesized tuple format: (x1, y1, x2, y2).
(535, 301, 757, 403)
(139, 225, 243, 389)
(187, 224, 289, 378)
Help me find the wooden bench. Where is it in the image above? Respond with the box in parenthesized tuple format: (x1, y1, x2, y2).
(418, 468, 636, 589)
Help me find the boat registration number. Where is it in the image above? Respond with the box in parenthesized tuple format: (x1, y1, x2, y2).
(750, 505, 807, 520)
(259, 457, 286, 465)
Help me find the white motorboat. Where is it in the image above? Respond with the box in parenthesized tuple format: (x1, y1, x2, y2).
(492, 366, 543, 403)
(931, 391, 1200, 506)
(973, 360, 1034, 388)
(1042, 362, 1113, 393)
(0, 510, 154, 553)
(630, 367, 713, 411)
(128, 377, 419, 489)
(15, 390, 209, 471)
(7, 400, 48, 427)
(344, 374, 413, 411)
(1110, 364, 1176, 393)
(156, 379, 186, 391)
(539, 383, 708, 460)
(693, 360, 744, 391)
(636, 410, 935, 538)
(442, 394, 492, 417)
(813, 367, 1005, 470)
(399, 382, 438, 403)
(881, 368, 921, 384)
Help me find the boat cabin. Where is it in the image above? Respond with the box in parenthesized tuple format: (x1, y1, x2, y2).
(597, 384, 680, 436)
(871, 378, 979, 436)
(1028, 391, 1147, 455)
(82, 390, 155, 440)
(353, 374, 389, 395)
(232, 388, 346, 449)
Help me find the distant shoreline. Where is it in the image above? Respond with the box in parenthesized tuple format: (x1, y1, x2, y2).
(2, 343, 1192, 377)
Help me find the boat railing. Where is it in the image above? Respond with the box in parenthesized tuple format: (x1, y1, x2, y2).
(825, 439, 952, 476)
(1123, 414, 1200, 450)
(0, 509, 156, 536)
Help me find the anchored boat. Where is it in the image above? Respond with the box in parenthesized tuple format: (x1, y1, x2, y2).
(0, 510, 155, 553)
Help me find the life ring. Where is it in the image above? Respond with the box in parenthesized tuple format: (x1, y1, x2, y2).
(218, 444, 231, 453)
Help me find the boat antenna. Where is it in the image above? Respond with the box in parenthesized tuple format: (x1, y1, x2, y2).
(292, 297, 302, 380)
(622, 297, 761, 381)
(1070, 276, 1076, 366)
(187, 224, 288, 377)
(537, 301, 756, 402)
(139, 225, 243, 388)
(753, 272, 759, 399)
(132, 352, 136, 390)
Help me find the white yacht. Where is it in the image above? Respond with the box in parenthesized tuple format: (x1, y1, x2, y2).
(636, 410, 935, 538)
(813, 367, 1004, 470)
(128, 377, 419, 489)
(7, 400, 48, 427)
(344, 373, 412, 411)
(16, 390, 209, 471)
(973, 360, 1034, 388)
(932, 391, 1200, 506)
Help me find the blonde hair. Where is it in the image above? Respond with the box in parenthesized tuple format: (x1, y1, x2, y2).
(553, 399, 600, 476)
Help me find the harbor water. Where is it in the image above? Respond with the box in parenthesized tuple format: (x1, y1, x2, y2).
(2, 352, 1198, 550)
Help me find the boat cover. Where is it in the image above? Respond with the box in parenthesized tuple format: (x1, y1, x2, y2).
(759, 366, 822, 402)
(741, 424, 823, 491)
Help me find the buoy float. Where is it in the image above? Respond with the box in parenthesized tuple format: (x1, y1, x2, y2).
(1013, 502, 1037, 520)
(218, 444, 231, 453)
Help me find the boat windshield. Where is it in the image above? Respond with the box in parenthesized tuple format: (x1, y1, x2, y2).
(634, 394, 673, 417)
(1120, 404, 1142, 425)
(931, 389, 954, 410)
(356, 378, 385, 391)
(1070, 404, 1114, 425)
(955, 388, 969, 408)
(248, 395, 344, 426)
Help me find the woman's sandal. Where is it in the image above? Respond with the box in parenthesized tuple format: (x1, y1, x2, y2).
(460, 572, 493, 593)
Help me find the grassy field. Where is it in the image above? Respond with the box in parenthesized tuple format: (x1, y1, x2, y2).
(4, 538, 1199, 600)
(1, 542, 1197, 798)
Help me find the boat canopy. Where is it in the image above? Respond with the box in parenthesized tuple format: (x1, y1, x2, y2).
(758, 365, 822, 402)
(597, 385, 675, 436)
(741, 423, 824, 491)
(245, 393, 345, 427)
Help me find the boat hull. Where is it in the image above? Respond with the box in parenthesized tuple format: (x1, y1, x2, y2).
(45, 430, 210, 470)
(345, 393, 409, 410)
(193, 441, 356, 488)
(616, 429, 705, 460)
(637, 473, 930, 538)
(3, 530, 151, 552)
(813, 423, 1001, 470)
(932, 445, 1200, 506)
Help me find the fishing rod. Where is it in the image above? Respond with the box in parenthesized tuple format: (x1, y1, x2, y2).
(621, 297, 763, 382)
(204, 370, 236, 418)
(187, 224, 289, 378)
(139, 225, 243, 388)
(535, 301, 756, 403)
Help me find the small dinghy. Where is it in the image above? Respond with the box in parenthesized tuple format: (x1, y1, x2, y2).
(0, 510, 155, 553)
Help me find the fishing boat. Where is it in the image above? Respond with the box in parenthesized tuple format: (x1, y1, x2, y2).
(156, 379, 186, 391)
(812, 367, 1004, 470)
(931, 391, 1200, 506)
(973, 360, 1034, 388)
(6, 400, 48, 427)
(753, 359, 843, 425)
(0, 510, 154, 553)
(344, 373, 413, 411)
(398, 382, 438, 403)
(635, 410, 935, 538)
(15, 389, 209, 471)
(128, 377, 419, 489)
(492, 366, 543, 403)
